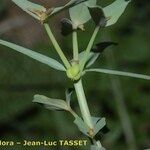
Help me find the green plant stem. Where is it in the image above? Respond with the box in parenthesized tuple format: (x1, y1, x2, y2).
(44, 23, 71, 69)
(81, 26, 100, 71)
(74, 79, 93, 129)
(72, 31, 79, 61)
(74, 80, 103, 149)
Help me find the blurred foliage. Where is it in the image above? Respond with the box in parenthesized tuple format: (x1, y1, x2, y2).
(0, 0, 150, 150)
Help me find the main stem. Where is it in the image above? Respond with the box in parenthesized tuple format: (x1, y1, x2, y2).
(44, 23, 71, 69)
(73, 27, 100, 129)
(74, 79, 93, 129)
(74, 79, 103, 149)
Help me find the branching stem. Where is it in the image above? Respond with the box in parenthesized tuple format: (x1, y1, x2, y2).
(44, 23, 71, 69)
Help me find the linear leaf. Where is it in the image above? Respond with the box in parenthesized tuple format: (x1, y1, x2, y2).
(0, 39, 66, 71)
(33, 95, 69, 111)
(86, 53, 99, 68)
(103, 0, 131, 26)
(85, 68, 150, 80)
(79, 42, 117, 68)
(79, 51, 100, 68)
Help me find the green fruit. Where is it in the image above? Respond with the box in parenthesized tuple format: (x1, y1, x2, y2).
(66, 64, 80, 80)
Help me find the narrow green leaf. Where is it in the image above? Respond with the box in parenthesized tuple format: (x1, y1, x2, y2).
(79, 51, 100, 68)
(84, 42, 117, 66)
(103, 0, 131, 26)
(0, 39, 66, 71)
(86, 53, 100, 68)
(85, 68, 150, 80)
(79, 42, 117, 68)
(74, 116, 89, 136)
(12, 0, 46, 20)
(69, 0, 97, 27)
(33, 95, 70, 111)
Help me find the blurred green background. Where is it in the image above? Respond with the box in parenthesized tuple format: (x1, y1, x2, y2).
(0, 0, 150, 150)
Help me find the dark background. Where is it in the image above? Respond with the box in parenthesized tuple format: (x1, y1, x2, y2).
(0, 0, 150, 150)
